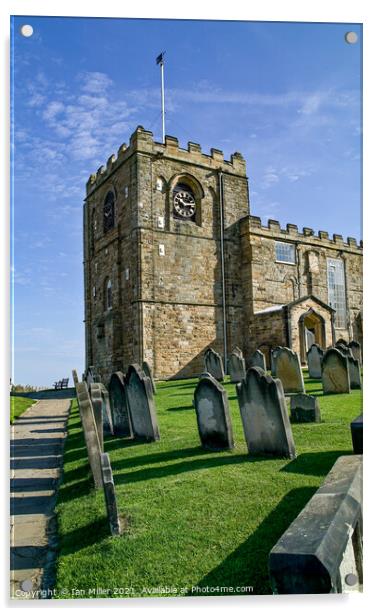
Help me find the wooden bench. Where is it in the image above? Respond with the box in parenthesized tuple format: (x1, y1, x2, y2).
(53, 378, 69, 390)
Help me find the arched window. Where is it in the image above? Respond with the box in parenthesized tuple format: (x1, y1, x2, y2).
(103, 191, 115, 233)
(104, 278, 112, 311)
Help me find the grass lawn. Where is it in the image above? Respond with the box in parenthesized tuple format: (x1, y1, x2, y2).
(10, 396, 36, 424)
(54, 373, 362, 599)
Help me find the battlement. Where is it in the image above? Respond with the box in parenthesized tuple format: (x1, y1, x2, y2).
(86, 125, 246, 195)
(244, 216, 362, 252)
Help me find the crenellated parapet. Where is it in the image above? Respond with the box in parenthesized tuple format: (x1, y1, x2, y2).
(243, 216, 362, 252)
(86, 125, 246, 196)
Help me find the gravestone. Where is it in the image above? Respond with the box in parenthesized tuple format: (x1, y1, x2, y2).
(321, 348, 350, 394)
(228, 350, 246, 384)
(307, 344, 323, 379)
(125, 364, 160, 442)
(83, 365, 100, 385)
(269, 455, 362, 594)
(348, 340, 362, 363)
(193, 375, 234, 450)
(109, 372, 134, 437)
(142, 360, 156, 394)
(199, 371, 212, 379)
(290, 393, 321, 423)
(350, 414, 363, 454)
(76, 381, 103, 489)
(347, 356, 362, 390)
(249, 349, 266, 372)
(336, 338, 348, 346)
(99, 383, 114, 435)
(236, 367, 296, 458)
(275, 347, 305, 394)
(335, 343, 353, 358)
(204, 348, 225, 382)
(89, 383, 105, 450)
(72, 368, 79, 387)
(232, 346, 243, 358)
(101, 453, 121, 536)
(271, 347, 280, 377)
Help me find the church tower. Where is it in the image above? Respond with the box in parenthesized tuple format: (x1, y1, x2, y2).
(83, 126, 250, 381)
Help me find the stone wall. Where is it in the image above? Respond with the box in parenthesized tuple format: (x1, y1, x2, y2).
(83, 126, 362, 381)
(240, 216, 363, 348)
(84, 126, 249, 381)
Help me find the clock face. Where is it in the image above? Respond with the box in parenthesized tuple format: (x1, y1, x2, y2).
(173, 187, 196, 219)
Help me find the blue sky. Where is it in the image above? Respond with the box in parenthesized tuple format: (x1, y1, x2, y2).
(11, 16, 362, 386)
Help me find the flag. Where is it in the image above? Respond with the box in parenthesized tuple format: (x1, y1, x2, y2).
(156, 52, 164, 65)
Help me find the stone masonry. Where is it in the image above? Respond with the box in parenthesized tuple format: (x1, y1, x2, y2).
(83, 126, 363, 381)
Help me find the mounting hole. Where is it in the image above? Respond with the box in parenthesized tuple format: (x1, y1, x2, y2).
(345, 31, 358, 44)
(345, 573, 358, 586)
(20, 24, 34, 38)
(20, 579, 33, 591)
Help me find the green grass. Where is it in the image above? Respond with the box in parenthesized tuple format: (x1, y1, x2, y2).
(10, 396, 36, 424)
(54, 373, 362, 599)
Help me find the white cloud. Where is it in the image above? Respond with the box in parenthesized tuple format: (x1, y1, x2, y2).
(80, 71, 113, 94)
(43, 101, 65, 121)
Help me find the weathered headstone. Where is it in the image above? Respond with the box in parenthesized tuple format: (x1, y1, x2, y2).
(125, 364, 160, 442)
(236, 367, 296, 458)
(99, 383, 114, 435)
(321, 348, 350, 394)
(347, 356, 362, 390)
(335, 343, 353, 358)
(228, 350, 246, 384)
(290, 393, 321, 423)
(204, 348, 225, 382)
(336, 337, 348, 346)
(348, 340, 362, 363)
(271, 347, 280, 377)
(89, 383, 105, 450)
(76, 381, 103, 489)
(275, 347, 305, 394)
(350, 414, 363, 454)
(142, 360, 156, 394)
(193, 375, 234, 450)
(232, 346, 243, 358)
(199, 371, 212, 379)
(269, 455, 362, 594)
(249, 349, 266, 372)
(100, 453, 121, 536)
(83, 365, 100, 385)
(307, 344, 323, 379)
(108, 372, 134, 437)
(72, 368, 79, 387)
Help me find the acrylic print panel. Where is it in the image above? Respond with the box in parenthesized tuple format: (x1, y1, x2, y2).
(10, 15, 363, 599)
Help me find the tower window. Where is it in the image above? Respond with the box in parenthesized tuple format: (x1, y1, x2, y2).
(105, 278, 112, 311)
(275, 242, 295, 264)
(103, 191, 115, 233)
(327, 258, 347, 328)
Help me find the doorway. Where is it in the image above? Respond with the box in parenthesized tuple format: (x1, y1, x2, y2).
(298, 310, 326, 363)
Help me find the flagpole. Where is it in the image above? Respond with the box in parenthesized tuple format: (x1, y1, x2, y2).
(160, 57, 165, 142)
(156, 52, 166, 142)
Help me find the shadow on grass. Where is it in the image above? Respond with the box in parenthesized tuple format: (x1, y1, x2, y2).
(157, 381, 199, 391)
(57, 477, 93, 503)
(280, 450, 352, 476)
(114, 452, 270, 485)
(166, 405, 194, 412)
(58, 518, 110, 556)
(188, 486, 317, 596)
(110, 446, 206, 471)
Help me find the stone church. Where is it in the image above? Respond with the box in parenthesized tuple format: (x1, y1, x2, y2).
(83, 126, 363, 382)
